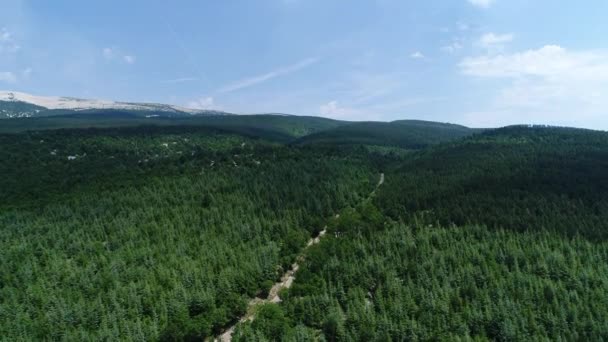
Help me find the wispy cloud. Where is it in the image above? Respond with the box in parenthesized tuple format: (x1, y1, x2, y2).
(0, 71, 17, 83)
(103, 47, 136, 65)
(187, 97, 222, 110)
(410, 51, 425, 59)
(441, 41, 463, 54)
(0, 67, 32, 84)
(163, 22, 207, 82)
(161, 77, 199, 84)
(477, 32, 514, 51)
(0, 28, 11, 42)
(468, 0, 494, 9)
(338, 72, 405, 106)
(102, 47, 114, 59)
(319, 100, 359, 119)
(22, 68, 32, 80)
(319, 96, 445, 122)
(0, 27, 20, 54)
(457, 21, 470, 31)
(460, 45, 608, 78)
(123, 55, 136, 64)
(460, 45, 608, 128)
(218, 57, 320, 93)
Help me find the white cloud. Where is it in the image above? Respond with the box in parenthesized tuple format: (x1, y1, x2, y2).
(410, 51, 425, 59)
(319, 100, 358, 119)
(218, 57, 319, 93)
(319, 100, 381, 121)
(0, 28, 11, 42)
(0, 67, 32, 84)
(123, 55, 136, 64)
(468, 0, 494, 8)
(22, 67, 32, 79)
(320, 100, 343, 116)
(460, 45, 608, 129)
(457, 22, 470, 31)
(442, 41, 463, 54)
(0, 72, 17, 83)
(460, 45, 608, 79)
(102, 47, 115, 60)
(187, 97, 221, 110)
(0, 27, 20, 54)
(318, 97, 426, 121)
(103, 47, 136, 65)
(478, 33, 514, 48)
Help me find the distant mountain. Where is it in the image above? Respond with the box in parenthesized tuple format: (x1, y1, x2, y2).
(0, 91, 228, 118)
(0, 110, 348, 142)
(295, 120, 479, 149)
(1, 91, 482, 148)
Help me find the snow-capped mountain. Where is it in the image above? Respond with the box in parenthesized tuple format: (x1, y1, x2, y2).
(0, 91, 225, 118)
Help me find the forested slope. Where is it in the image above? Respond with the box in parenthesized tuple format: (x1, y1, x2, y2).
(295, 120, 477, 149)
(234, 125, 608, 341)
(0, 113, 346, 141)
(376, 125, 608, 240)
(0, 126, 375, 340)
(3, 123, 608, 341)
(235, 207, 608, 341)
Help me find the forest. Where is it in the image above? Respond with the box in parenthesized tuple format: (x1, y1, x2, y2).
(0, 125, 375, 340)
(1, 121, 608, 341)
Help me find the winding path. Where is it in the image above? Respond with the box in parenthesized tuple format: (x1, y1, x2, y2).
(215, 173, 384, 342)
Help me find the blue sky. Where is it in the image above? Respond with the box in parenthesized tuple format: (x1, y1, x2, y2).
(2, 0, 608, 128)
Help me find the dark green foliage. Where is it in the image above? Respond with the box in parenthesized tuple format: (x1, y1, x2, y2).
(376, 125, 608, 240)
(295, 120, 478, 149)
(239, 125, 608, 341)
(249, 204, 608, 341)
(3, 122, 608, 341)
(249, 304, 290, 340)
(0, 126, 374, 340)
(0, 100, 47, 118)
(233, 305, 321, 341)
(0, 112, 346, 140)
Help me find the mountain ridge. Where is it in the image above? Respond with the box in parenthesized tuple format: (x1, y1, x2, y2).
(0, 91, 229, 118)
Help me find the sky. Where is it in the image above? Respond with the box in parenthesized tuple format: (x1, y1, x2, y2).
(1, 0, 608, 129)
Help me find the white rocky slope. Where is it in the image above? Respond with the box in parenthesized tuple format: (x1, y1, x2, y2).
(0, 91, 204, 115)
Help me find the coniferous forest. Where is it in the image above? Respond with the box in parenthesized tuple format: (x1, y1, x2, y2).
(1, 119, 608, 341)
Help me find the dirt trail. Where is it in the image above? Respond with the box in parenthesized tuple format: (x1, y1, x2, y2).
(215, 227, 328, 342)
(215, 173, 384, 342)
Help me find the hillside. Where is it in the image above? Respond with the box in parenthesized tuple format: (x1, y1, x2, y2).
(376, 125, 608, 240)
(2, 120, 608, 340)
(233, 125, 608, 341)
(0, 113, 347, 142)
(0, 125, 377, 340)
(295, 120, 478, 149)
(1, 92, 479, 149)
(0, 100, 47, 118)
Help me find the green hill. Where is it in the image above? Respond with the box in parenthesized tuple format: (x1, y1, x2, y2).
(233, 125, 608, 341)
(3, 122, 608, 340)
(0, 100, 47, 118)
(0, 125, 376, 340)
(295, 119, 478, 149)
(376, 125, 608, 240)
(0, 112, 347, 142)
(1, 114, 478, 149)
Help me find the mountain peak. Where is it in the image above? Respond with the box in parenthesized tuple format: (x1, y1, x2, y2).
(0, 91, 228, 119)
